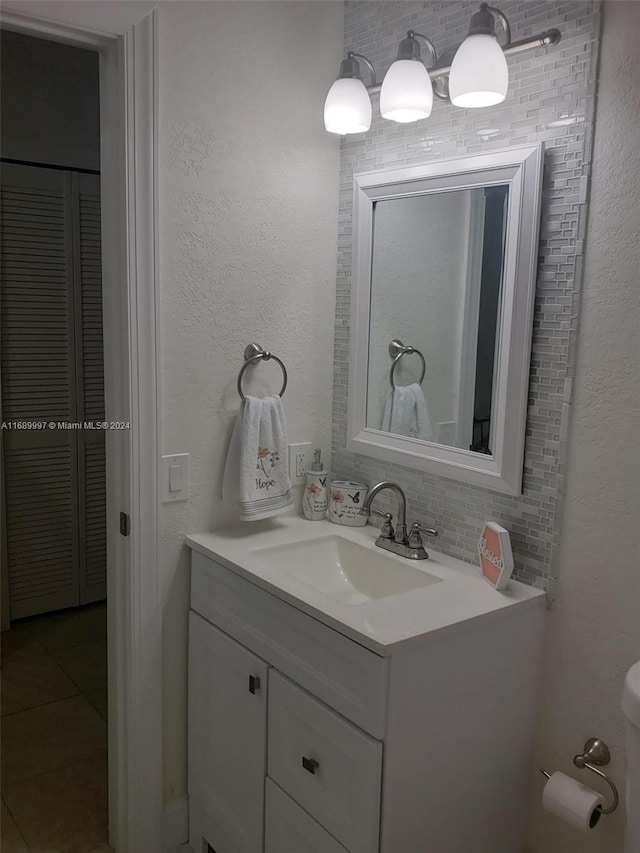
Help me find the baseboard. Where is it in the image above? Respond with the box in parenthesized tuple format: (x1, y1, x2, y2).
(163, 795, 189, 851)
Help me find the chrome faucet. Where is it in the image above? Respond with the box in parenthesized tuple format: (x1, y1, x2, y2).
(361, 481, 438, 560)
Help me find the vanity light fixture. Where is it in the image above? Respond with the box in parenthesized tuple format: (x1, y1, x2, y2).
(379, 31, 437, 123)
(323, 53, 374, 135)
(449, 3, 509, 108)
(324, 4, 561, 134)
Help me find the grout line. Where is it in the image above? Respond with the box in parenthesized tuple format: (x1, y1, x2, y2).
(0, 688, 86, 720)
(2, 796, 31, 853)
(2, 793, 32, 851)
(48, 646, 108, 698)
(2, 749, 108, 794)
(36, 633, 108, 655)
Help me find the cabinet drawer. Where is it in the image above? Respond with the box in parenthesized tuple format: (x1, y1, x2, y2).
(190, 550, 388, 737)
(265, 779, 349, 853)
(268, 671, 382, 853)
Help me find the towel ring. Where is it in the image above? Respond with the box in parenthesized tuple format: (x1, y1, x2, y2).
(237, 343, 288, 401)
(389, 339, 426, 390)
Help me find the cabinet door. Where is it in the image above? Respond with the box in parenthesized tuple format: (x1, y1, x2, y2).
(188, 612, 269, 853)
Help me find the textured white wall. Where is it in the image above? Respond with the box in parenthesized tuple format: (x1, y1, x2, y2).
(157, 0, 343, 804)
(367, 192, 469, 435)
(527, 3, 640, 851)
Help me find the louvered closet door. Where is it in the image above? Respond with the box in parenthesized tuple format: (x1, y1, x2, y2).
(1, 165, 106, 618)
(1, 164, 81, 618)
(74, 173, 106, 604)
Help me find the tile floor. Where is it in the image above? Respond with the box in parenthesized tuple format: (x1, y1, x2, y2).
(1, 602, 109, 853)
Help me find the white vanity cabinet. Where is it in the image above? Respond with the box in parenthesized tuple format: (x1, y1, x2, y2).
(188, 546, 545, 853)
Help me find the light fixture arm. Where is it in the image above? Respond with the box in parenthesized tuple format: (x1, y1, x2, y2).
(432, 76, 450, 102)
(406, 31, 438, 68)
(485, 5, 512, 46)
(347, 51, 377, 87)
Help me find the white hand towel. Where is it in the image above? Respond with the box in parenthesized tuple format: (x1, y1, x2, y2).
(222, 395, 294, 521)
(380, 383, 434, 441)
(408, 383, 434, 441)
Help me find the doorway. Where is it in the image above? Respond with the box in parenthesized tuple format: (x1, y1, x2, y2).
(0, 30, 109, 851)
(0, 6, 162, 852)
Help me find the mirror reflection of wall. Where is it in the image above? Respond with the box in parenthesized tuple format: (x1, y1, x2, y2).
(365, 185, 508, 454)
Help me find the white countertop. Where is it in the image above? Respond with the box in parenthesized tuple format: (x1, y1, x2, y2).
(186, 517, 545, 655)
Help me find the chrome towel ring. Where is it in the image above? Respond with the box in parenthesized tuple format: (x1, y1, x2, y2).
(388, 339, 426, 389)
(237, 343, 288, 401)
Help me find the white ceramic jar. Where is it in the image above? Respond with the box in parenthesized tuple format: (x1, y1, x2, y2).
(327, 480, 369, 526)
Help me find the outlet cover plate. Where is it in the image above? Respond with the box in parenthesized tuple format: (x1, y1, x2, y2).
(288, 442, 311, 484)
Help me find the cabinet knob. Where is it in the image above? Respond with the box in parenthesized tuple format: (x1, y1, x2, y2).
(302, 756, 319, 775)
(248, 675, 261, 694)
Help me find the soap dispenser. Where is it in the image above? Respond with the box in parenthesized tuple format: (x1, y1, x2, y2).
(303, 448, 328, 521)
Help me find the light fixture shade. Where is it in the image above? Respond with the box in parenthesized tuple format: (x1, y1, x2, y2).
(380, 59, 433, 123)
(449, 34, 508, 108)
(324, 77, 372, 135)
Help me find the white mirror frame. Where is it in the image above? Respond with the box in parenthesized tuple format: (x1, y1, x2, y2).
(347, 144, 544, 495)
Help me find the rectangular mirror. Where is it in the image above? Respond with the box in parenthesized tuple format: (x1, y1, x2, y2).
(347, 146, 543, 494)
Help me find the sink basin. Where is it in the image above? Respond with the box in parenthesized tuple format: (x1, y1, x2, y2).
(252, 535, 441, 606)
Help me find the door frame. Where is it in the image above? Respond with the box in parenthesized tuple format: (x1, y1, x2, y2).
(0, 7, 163, 852)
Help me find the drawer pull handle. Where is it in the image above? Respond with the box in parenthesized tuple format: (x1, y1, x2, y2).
(302, 756, 319, 775)
(248, 675, 261, 694)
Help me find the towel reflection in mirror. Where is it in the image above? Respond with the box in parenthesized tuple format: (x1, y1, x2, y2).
(381, 383, 433, 440)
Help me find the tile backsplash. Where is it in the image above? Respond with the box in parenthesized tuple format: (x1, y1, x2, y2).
(331, 0, 601, 589)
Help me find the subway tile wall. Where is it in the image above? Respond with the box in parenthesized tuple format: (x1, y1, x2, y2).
(331, 0, 601, 589)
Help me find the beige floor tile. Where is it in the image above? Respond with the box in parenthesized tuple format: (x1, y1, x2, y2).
(1, 695, 107, 786)
(1, 798, 29, 853)
(85, 687, 108, 720)
(2, 652, 80, 716)
(51, 641, 107, 694)
(28, 603, 106, 652)
(3, 753, 108, 853)
(1, 622, 46, 662)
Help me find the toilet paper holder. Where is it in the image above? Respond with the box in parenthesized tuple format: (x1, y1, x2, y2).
(540, 737, 619, 815)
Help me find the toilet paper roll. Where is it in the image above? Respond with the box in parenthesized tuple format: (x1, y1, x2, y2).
(542, 771, 603, 832)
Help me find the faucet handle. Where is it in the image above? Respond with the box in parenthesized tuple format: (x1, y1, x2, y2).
(368, 509, 394, 540)
(410, 521, 438, 536)
(408, 522, 438, 547)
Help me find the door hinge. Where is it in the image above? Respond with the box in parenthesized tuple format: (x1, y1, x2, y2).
(119, 512, 130, 537)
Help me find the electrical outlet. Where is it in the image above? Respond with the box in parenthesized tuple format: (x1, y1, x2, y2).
(288, 442, 312, 484)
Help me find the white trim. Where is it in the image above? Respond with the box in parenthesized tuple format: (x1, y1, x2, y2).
(106, 12, 163, 853)
(0, 10, 112, 47)
(456, 191, 484, 450)
(1, 7, 163, 851)
(347, 145, 544, 495)
(163, 796, 190, 852)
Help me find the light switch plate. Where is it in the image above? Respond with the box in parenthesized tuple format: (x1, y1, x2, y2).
(161, 453, 190, 503)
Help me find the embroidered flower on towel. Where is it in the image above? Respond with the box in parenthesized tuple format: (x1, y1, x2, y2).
(256, 447, 281, 479)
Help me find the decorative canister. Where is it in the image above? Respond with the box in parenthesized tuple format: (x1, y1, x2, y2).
(327, 480, 369, 526)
